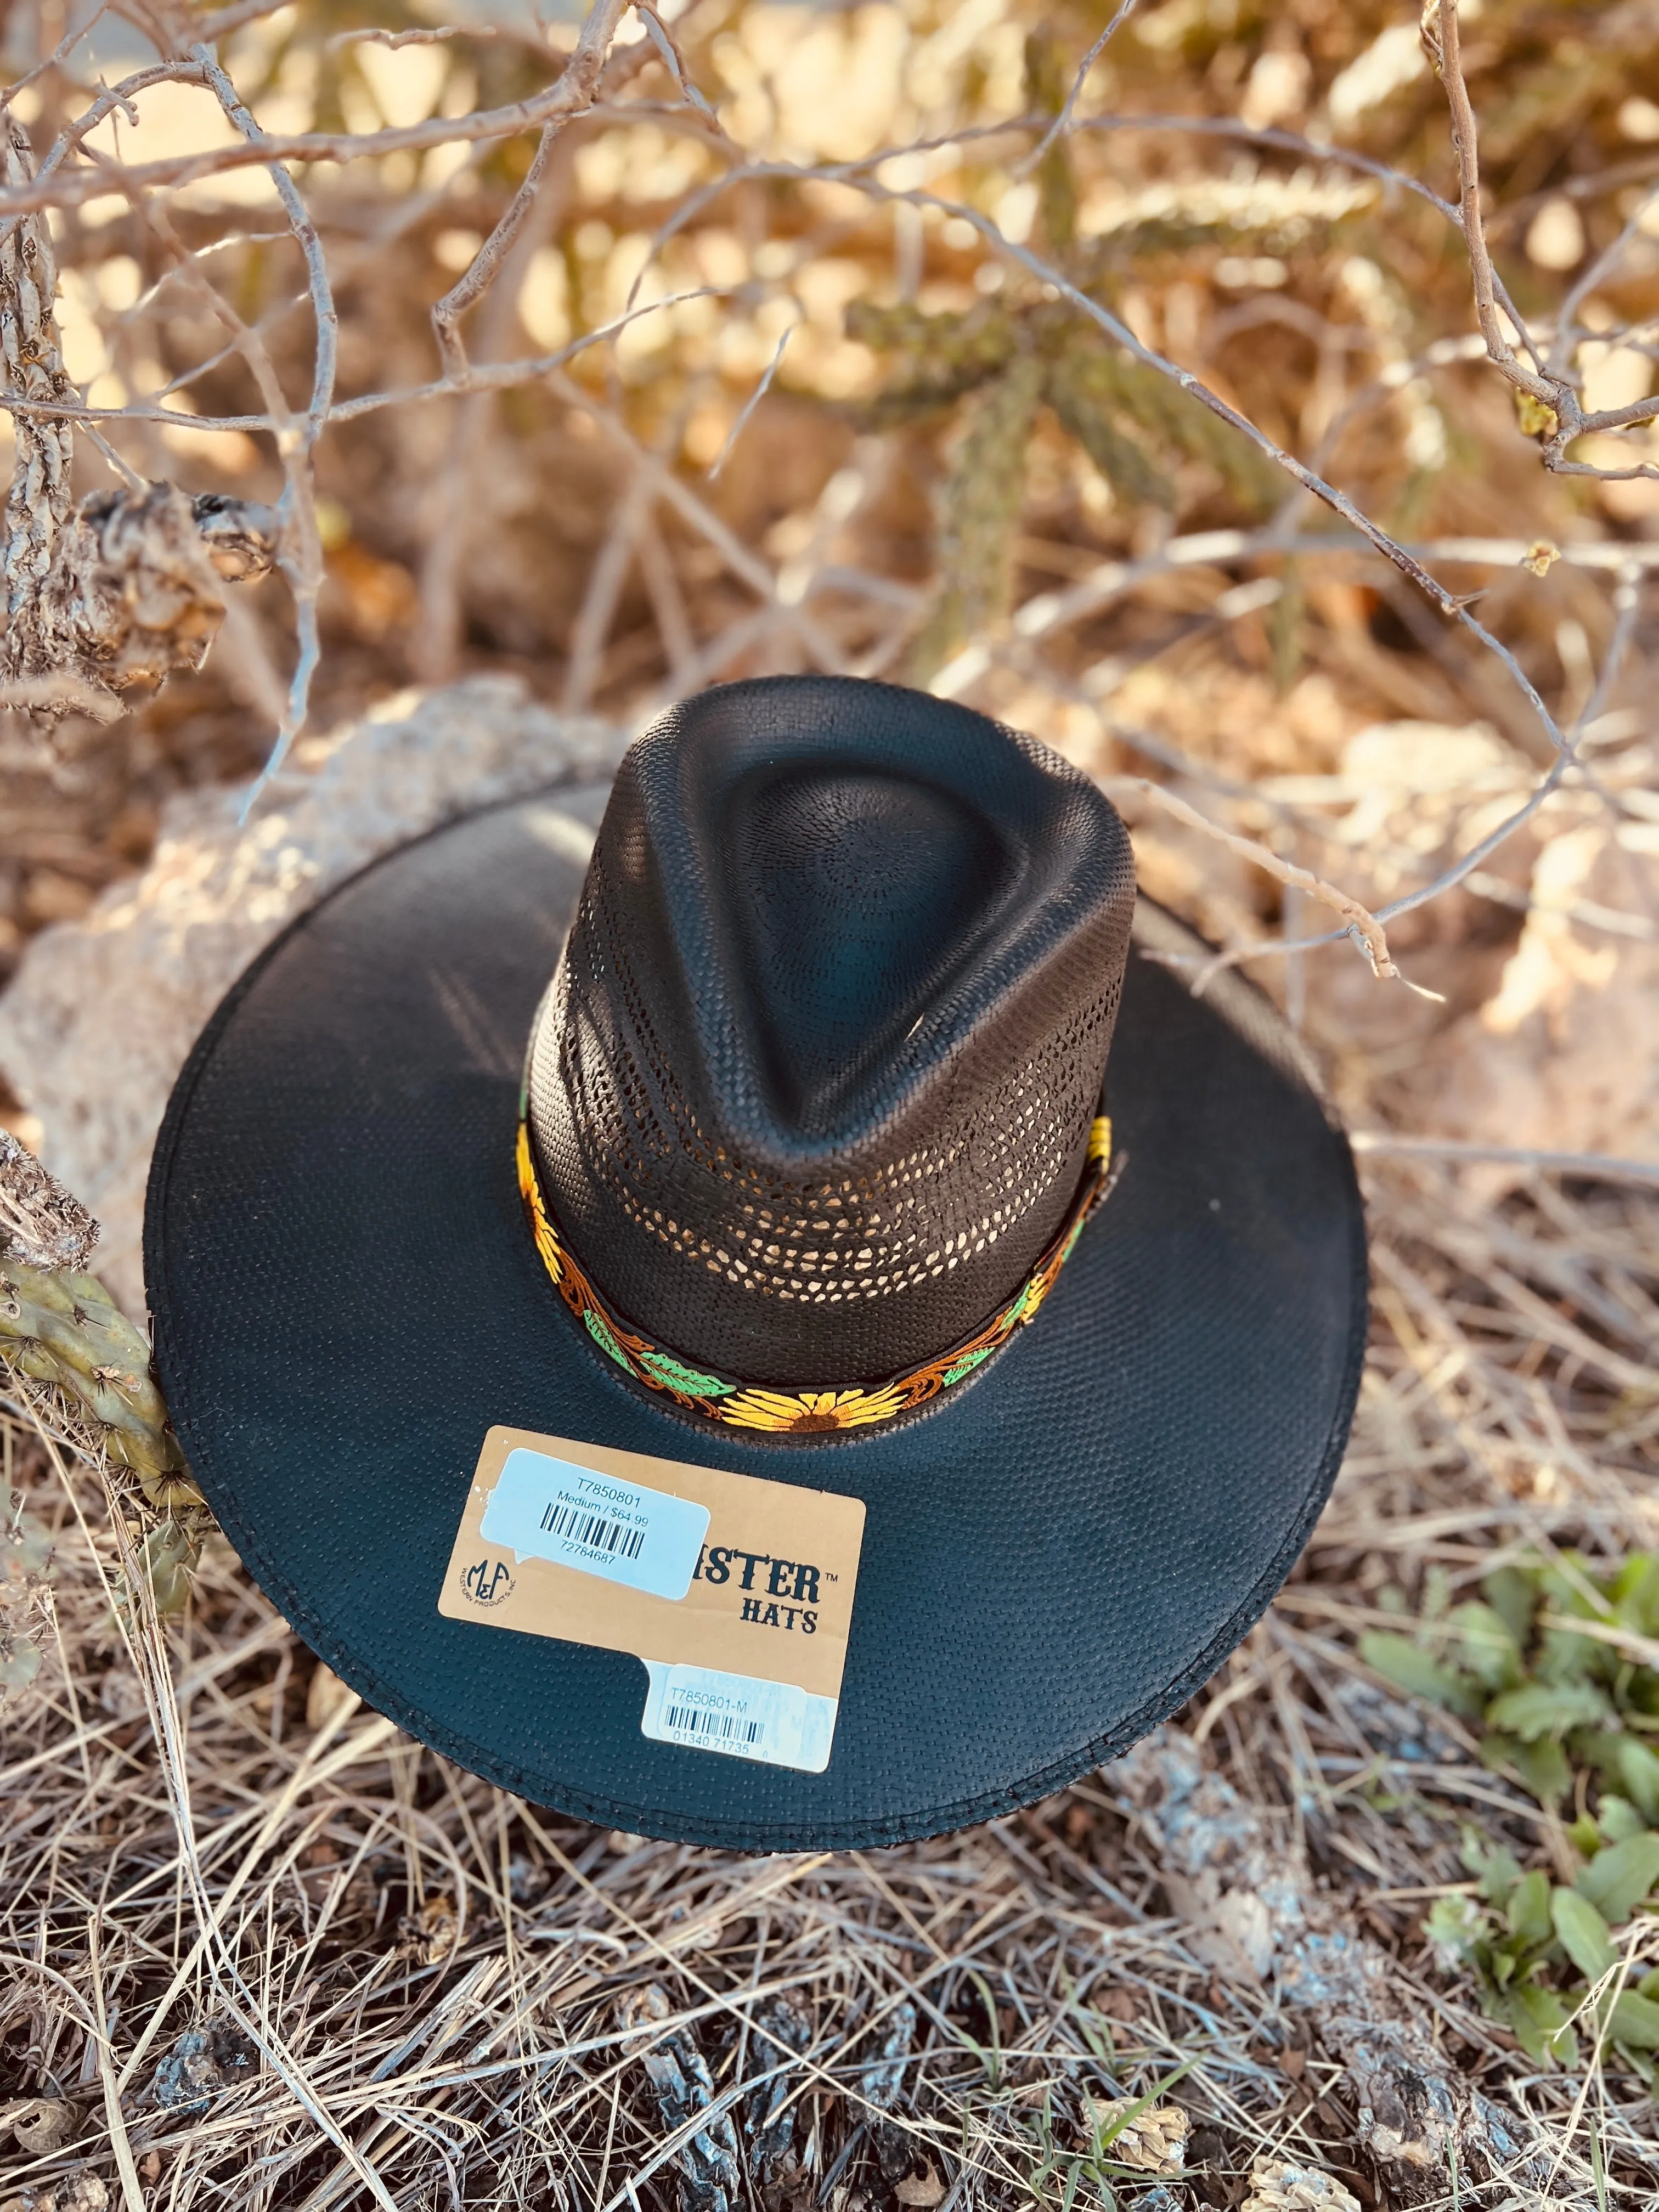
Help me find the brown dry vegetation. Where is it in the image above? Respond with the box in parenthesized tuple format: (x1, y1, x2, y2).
(3, 2, 1659, 2209)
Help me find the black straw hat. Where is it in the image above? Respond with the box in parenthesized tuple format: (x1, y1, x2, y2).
(146, 675, 1366, 1850)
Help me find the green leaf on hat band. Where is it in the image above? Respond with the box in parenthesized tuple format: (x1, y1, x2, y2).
(636, 1351, 736, 1397)
(583, 1309, 631, 1369)
(941, 1346, 996, 1387)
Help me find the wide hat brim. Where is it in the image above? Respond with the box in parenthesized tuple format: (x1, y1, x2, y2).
(146, 788, 1366, 1851)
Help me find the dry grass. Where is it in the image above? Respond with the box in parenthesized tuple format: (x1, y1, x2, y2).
(3, 1161, 1657, 2211)
(2, 0, 1659, 2207)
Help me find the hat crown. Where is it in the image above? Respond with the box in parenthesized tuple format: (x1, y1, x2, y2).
(728, 763, 1008, 1137)
(526, 676, 1135, 1388)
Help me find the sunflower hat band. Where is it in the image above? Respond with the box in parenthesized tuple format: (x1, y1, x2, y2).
(516, 1110, 1118, 1435)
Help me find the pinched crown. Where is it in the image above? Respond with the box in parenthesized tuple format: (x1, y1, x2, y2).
(525, 676, 1135, 1389)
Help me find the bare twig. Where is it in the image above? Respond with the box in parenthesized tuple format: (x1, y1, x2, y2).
(1018, 0, 1141, 175)
(426, 0, 631, 385)
(1351, 1137, 1659, 1188)
(1, 114, 77, 685)
(1103, 775, 1419, 990)
(1430, 0, 1553, 409)
(1433, 0, 1659, 474)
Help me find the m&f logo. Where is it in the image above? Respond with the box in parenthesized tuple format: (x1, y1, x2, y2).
(461, 1555, 516, 1607)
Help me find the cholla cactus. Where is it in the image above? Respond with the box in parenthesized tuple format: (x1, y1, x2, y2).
(1, 1261, 193, 1499)
(850, 36, 1302, 683)
(0, 117, 276, 722)
(909, 352, 1044, 680)
(0, 1135, 209, 1618)
(1, 1126, 98, 1272)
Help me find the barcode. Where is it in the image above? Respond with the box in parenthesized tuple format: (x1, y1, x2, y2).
(539, 1502, 646, 1560)
(664, 1703, 765, 1747)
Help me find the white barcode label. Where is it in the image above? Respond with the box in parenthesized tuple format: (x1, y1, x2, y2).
(539, 1500, 646, 1561)
(479, 1448, 709, 1601)
(641, 1661, 838, 1773)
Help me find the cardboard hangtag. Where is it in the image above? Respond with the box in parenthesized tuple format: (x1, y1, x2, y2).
(439, 1426, 865, 1772)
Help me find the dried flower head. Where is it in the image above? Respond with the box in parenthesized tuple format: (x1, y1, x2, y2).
(0, 1130, 98, 1273)
(1243, 2158, 1362, 2212)
(1085, 2097, 1189, 2175)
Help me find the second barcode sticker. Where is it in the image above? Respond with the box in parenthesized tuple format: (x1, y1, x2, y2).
(640, 1661, 838, 1773)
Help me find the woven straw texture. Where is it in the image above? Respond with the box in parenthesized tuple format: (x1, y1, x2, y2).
(528, 678, 1136, 1386)
(146, 791, 1365, 1849)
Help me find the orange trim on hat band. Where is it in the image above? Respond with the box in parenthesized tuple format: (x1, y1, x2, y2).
(515, 1113, 1118, 1434)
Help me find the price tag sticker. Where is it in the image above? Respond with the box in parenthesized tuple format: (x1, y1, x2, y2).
(441, 1426, 865, 1773)
(479, 1447, 709, 1601)
(640, 1661, 838, 1774)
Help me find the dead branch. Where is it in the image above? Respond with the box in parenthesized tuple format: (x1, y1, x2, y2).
(1103, 775, 1412, 988)
(428, 0, 630, 383)
(0, 108, 279, 720)
(1432, 0, 1659, 478)
(1, 113, 76, 684)
(27, 481, 232, 701)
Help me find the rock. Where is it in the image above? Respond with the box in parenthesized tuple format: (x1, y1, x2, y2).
(143, 2018, 258, 2113)
(1107, 1729, 1545, 2204)
(0, 679, 626, 1315)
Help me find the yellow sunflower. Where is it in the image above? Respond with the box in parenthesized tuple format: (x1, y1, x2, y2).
(720, 1384, 911, 1433)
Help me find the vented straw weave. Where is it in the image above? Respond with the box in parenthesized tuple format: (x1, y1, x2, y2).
(528, 678, 1136, 1385)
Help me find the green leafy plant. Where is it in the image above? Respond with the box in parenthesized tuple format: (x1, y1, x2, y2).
(1360, 1554, 1659, 2074)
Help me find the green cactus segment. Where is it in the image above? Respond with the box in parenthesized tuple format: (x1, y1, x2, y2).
(843, 298, 1015, 425)
(1023, 28, 1077, 253)
(1047, 334, 1280, 515)
(1044, 341, 1177, 511)
(908, 354, 1045, 682)
(0, 1261, 201, 1510)
(1, 1505, 54, 1699)
(2, 1259, 211, 1623)
(125, 1522, 204, 1623)
(636, 1351, 735, 1398)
